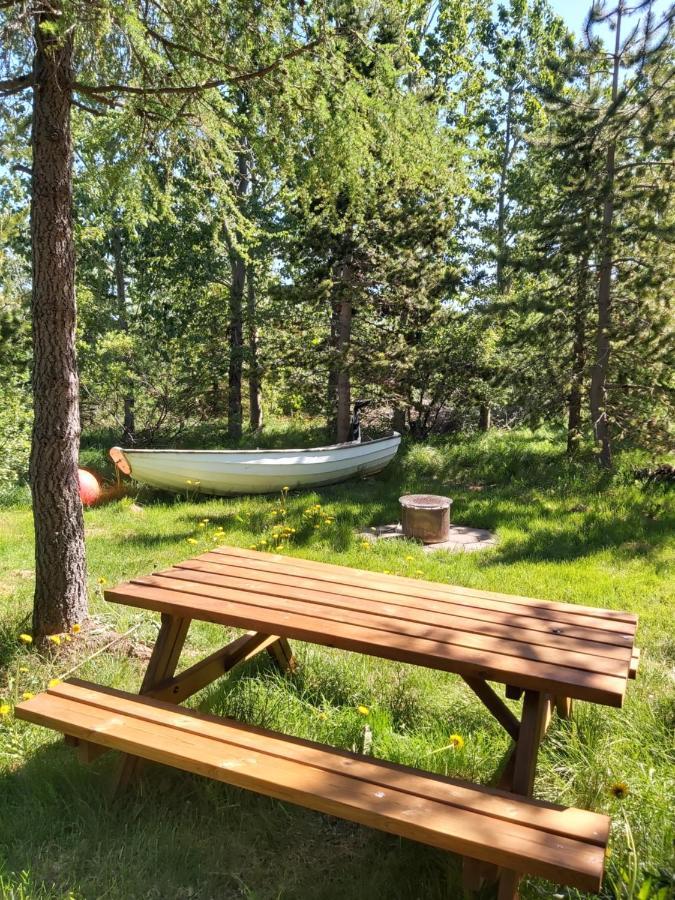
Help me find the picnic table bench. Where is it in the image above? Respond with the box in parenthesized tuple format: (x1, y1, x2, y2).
(17, 545, 639, 899)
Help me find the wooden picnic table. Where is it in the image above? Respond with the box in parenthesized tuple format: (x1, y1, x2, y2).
(17, 545, 639, 899)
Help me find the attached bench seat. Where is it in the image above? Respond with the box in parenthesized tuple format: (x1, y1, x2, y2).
(16, 680, 609, 894)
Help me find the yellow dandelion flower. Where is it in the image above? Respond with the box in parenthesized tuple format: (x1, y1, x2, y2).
(48, 679, 61, 688)
(97, 577, 107, 585)
(282, 486, 289, 492)
(19, 666, 28, 674)
(405, 555, 413, 561)
(202, 518, 210, 523)
(186, 479, 193, 485)
(19, 633, 33, 644)
(249, 545, 257, 550)
(0, 703, 11, 716)
(64, 635, 72, 642)
(72, 624, 81, 634)
(415, 569, 423, 575)
(357, 705, 370, 716)
(275, 545, 283, 551)
(22, 691, 35, 701)
(198, 522, 206, 528)
(449, 734, 464, 750)
(609, 781, 629, 800)
(186, 538, 198, 544)
(46, 635, 61, 646)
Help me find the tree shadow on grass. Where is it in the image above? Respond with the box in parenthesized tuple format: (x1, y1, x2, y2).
(0, 735, 459, 900)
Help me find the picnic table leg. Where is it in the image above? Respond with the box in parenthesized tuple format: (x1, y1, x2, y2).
(496, 690, 548, 900)
(266, 636, 296, 673)
(113, 613, 191, 792)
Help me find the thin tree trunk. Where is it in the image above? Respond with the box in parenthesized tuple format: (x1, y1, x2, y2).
(335, 294, 352, 443)
(590, 4, 622, 469)
(479, 404, 491, 432)
(227, 149, 249, 441)
(567, 256, 589, 456)
(111, 226, 135, 444)
(30, 17, 88, 637)
(327, 300, 339, 436)
(246, 264, 263, 432)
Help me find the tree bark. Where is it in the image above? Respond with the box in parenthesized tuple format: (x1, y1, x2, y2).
(326, 300, 339, 436)
(226, 149, 249, 441)
(567, 256, 589, 456)
(335, 294, 352, 443)
(590, 4, 622, 469)
(30, 17, 88, 637)
(111, 226, 135, 444)
(479, 404, 491, 432)
(246, 264, 263, 432)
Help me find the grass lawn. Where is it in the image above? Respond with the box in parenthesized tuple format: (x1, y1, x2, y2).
(1, 428, 673, 899)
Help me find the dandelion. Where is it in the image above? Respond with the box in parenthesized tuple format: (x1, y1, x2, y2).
(609, 781, 629, 800)
(357, 705, 370, 716)
(249, 545, 257, 550)
(21, 692, 35, 701)
(202, 518, 210, 523)
(187, 538, 198, 545)
(72, 624, 81, 634)
(48, 679, 61, 688)
(449, 734, 464, 750)
(97, 577, 107, 585)
(47, 635, 61, 646)
(0, 704, 11, 716)
(64, 635, 72, 642)
(186, 480, 193, 485)
(19, 633, 32, 644)
(318, 712, 328, 721)
(415, 569, 423, 575)
(198, 522, 206, 528)
(19, 666, 28, 674)
(405, 555, 413, 561)
(282, 486, 289, 492)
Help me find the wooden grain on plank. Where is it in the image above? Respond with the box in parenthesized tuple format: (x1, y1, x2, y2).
(15, 683, 607, 891)
(210, 546, 638, 624)
(136, 573, 629, 679)
(105, 581, 629, 705)
(168, 560, 634, 658)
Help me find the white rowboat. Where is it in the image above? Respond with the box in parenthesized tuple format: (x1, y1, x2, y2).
(109, 433, 401, 496)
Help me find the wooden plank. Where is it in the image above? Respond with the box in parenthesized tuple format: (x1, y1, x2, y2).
(148, 632, 283, 703)
(629, 648, 640, 679)
(168, 560, 635, 657)
(462, 678, 520, 742)
(48, 680, 611, 846)
(15, 685, 607, 891)
(196, 553, 637, 639)
(105, 581, 629, 706)
(137, 573, 630, 679)
(209, 546, 638, 625)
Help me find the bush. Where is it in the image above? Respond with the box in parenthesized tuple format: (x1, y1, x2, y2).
(0, 381, 31, 504)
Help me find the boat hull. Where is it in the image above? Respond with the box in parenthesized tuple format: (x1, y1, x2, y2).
(110, 434, 401, 496)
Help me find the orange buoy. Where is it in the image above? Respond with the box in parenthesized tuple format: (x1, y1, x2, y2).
(78, 469, 101, 507)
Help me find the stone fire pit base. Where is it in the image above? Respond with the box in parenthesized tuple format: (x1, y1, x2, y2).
(358, 523, 496, 553)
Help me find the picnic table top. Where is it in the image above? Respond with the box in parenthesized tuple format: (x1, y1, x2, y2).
(105, 545, 639, 708)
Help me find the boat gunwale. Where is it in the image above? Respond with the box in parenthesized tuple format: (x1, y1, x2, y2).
(113, 432, 401, 458)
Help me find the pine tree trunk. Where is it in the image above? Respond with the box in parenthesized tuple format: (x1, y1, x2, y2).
(30, 19, 88, 637)
(479, 404, 491, 432)
(247, 264, 263, 432)
(590, 5, 622, 470)
(567, 256, 588, 456)
(326, 301, 339, 436)
(112, 227, 135, 444)
(336, 294, 352, 443)
(227, 150, 249, 441)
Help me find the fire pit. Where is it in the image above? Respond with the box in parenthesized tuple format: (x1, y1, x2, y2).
(399, 494, 452, 544)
